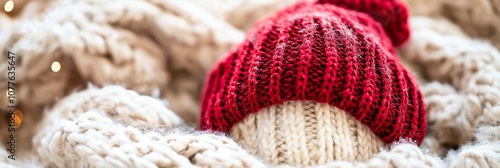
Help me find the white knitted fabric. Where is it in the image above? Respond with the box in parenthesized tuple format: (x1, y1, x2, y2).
(32, 86, 266, 168)
(291, 143, 444, 168)
(230, 101, 384, 166)
(2, 85, 439, 168)
(28, 86, 445, 168)
(445, 122, 500, 168)
(0, 0, 244, 126)
(1, 0, 500, 167)
(400, 17, 500, 156)
(404, 0, 500, 50)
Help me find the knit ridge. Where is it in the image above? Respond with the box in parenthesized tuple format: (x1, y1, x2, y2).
(200, 0, 426, 145)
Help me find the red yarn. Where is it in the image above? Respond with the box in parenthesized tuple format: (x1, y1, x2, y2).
(200, 0, 426, 145)
(317, 0, 410, 46)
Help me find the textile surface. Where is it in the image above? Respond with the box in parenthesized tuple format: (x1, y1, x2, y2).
(0, 0, 499, 167)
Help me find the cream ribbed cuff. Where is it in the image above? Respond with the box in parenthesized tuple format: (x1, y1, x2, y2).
(230, 101, 384, 166)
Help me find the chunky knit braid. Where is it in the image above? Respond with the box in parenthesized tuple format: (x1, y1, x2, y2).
(32, 86, 266, 168)
(400, 16, 500, 153)
(445, 122, 500, 168)
(0, 0, 244, 128)
(200, 0, 426, 145)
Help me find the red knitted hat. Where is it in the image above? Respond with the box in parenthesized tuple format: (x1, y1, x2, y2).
(200, 0, 426, 145)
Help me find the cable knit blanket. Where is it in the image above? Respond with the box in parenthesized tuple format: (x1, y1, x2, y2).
(0, 0, 499, 167)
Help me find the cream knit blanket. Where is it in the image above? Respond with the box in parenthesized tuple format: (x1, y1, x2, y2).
(1, 0, 500, 167)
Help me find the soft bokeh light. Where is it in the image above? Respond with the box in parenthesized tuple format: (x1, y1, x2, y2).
(5, 88, 12, 98)
(51, 61, 61, 72)
(4, 0, 14, 12)
(14, 109, 23, 128)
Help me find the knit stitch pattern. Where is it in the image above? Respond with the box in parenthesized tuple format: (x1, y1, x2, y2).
(32, 86, 266, 168)
(400, 16, 500, 154)
(0, 0, 499, 167)
(28, 86, 443, 168)
(230, 101, 385, 165)
(200, 0, 426, 145)
(0, 0, 244, 127)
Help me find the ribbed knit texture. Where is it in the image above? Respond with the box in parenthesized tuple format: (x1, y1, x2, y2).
(230, 101, 385, 165)
(200, 0, 426, 145)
